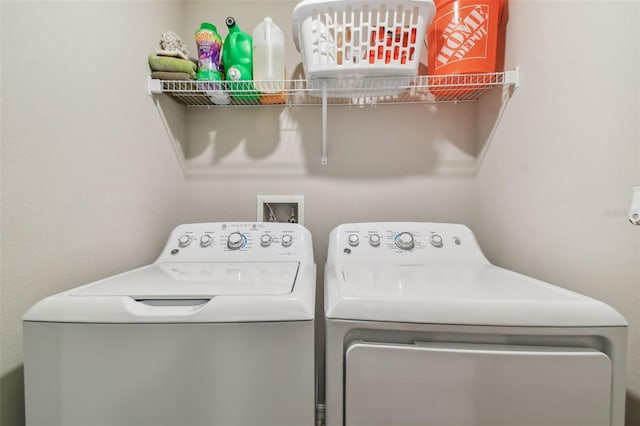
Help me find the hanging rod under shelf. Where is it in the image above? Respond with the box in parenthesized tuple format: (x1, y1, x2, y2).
(148, 68, 519, 108)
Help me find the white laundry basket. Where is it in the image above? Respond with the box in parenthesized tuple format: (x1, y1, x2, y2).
(292, 0, 435, 96)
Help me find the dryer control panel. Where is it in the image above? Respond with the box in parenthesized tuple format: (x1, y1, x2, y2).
(327, 222, 488, 264)
(156, 222, 314, 264)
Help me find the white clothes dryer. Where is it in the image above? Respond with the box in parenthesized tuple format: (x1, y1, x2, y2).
(324, 222, 627, 426)
(24, 222, 316, 426)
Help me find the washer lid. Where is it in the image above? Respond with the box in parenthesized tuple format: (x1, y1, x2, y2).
(24, 261, 316, 323)
(325, 263, 627, 327)
(71, 262, 299, 297)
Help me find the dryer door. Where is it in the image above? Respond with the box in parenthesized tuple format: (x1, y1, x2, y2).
(345, 342, 612, 426)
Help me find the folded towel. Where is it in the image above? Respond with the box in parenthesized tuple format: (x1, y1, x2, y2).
(156, 49, 188, 61)
(148, 55, 196, 78)
(151, 71, 194, 81)
(160, 31, 191, 57)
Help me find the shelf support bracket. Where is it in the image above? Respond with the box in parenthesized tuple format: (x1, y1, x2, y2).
(148, 76, 163, 96)
(321, 82, 328, 165)
(504, 66, 520, 90)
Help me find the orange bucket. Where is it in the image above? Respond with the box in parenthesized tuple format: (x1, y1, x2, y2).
(427, 0, 504, 97)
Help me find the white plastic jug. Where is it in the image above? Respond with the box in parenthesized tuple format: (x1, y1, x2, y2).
(252, 17, 285, 93)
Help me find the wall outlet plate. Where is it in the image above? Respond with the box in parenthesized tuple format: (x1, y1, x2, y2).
(257, 195, 304, 225)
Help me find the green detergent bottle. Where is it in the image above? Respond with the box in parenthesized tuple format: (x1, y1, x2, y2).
(223, 17, 259, 102)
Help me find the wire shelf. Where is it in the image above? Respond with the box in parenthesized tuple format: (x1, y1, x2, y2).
(149, 69, 519, 107)
(148, 68, 519, 166)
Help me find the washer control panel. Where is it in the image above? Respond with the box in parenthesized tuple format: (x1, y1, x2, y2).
(157, 222, 313, 263)
(328, 222, 487, 264)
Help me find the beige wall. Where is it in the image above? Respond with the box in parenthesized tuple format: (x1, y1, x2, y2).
(473, 1, 640, 423)
(1, 1, 639, 426)
(0, 1, 186, 424)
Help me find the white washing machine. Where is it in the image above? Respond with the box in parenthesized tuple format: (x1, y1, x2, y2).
(24, 222, 316, 426)
(324, 222, 627, 426)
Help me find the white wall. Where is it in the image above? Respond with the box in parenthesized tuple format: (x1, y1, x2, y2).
(1, 0, 639, 425)
(473, 0, 640, 423)
(0, 2, 186, 424)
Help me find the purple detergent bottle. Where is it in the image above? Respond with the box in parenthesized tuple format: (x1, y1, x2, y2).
(195, 22, 223, 81)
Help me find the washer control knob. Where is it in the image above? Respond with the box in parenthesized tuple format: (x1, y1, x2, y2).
(200, 235, 213, 247)
(227, 232, 245, 250)
(281, 234, 293, 247)
(178, 234, 192, 248)
(430, 234, 444, 248)
(348, 234, 359, 247)
(395, 232, 415, 250)
(260, 234, 272, 247)
(369, 234, 381, 247)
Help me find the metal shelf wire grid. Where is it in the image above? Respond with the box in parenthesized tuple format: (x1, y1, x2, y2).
(152, 70, 517, 107)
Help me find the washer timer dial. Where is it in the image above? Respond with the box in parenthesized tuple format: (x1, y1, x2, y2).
(395, 232, 415, 250)
(227, 232, 245, 250)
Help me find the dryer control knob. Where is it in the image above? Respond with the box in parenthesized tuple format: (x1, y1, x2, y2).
(369, 234, 381, 247)
(395, 232, 415, 250)
(200, 235, 213, 247)
(430, 234, 443, 248)
(227, 232, 245, 250)
(348, 234, 359, 247)
(260, 234, 272, 247)
(281, 234, 293, 247)
(178, 235, 192, 247)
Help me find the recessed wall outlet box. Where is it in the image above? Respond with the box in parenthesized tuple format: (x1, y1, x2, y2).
(257, 195, 304, 225)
